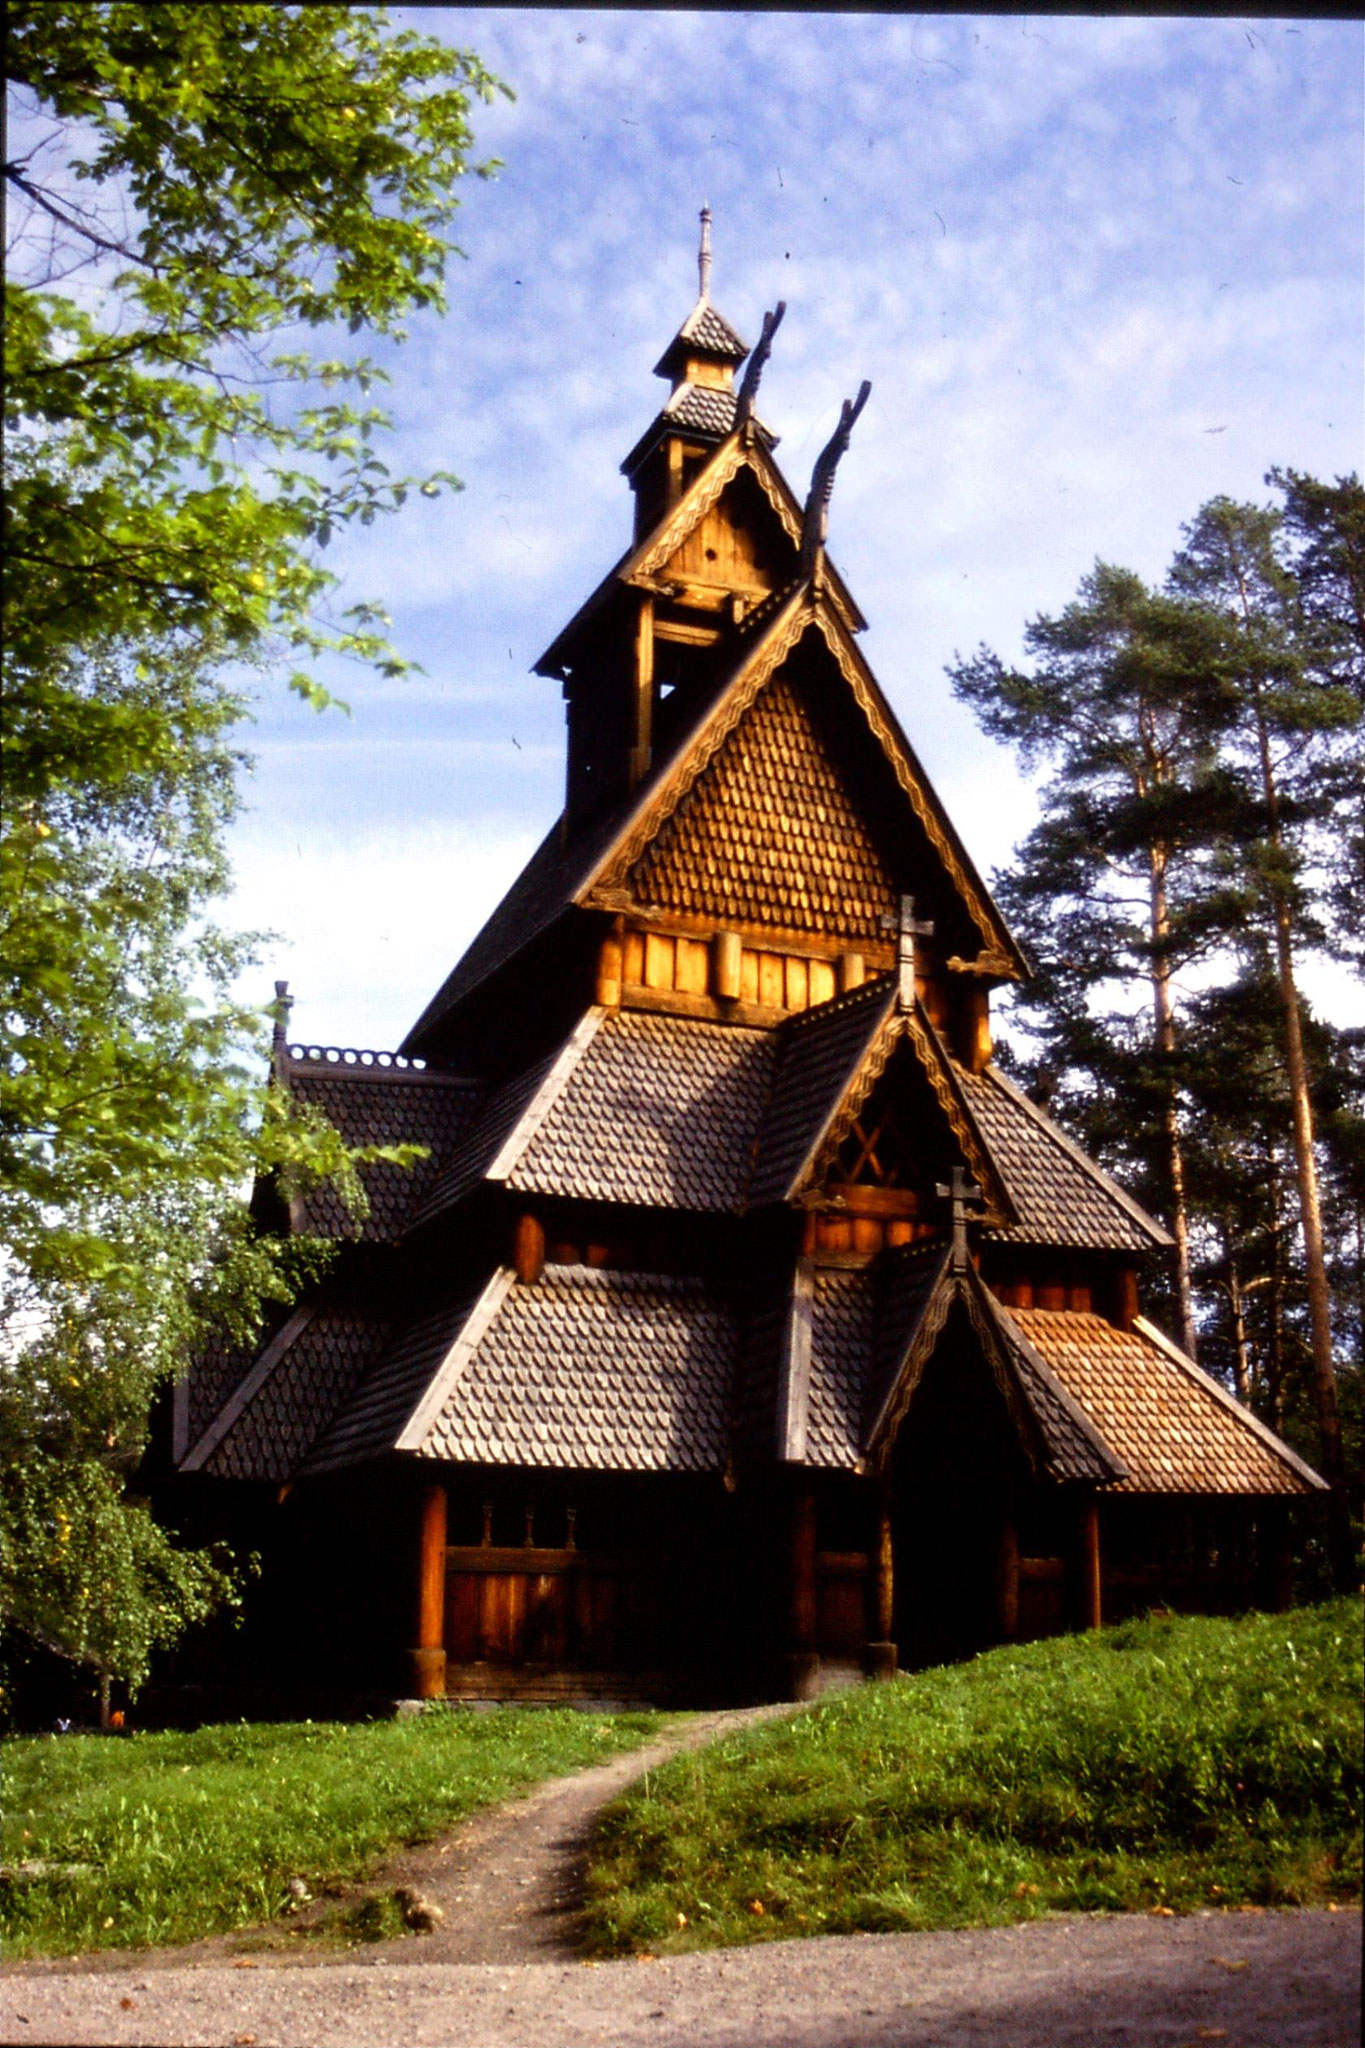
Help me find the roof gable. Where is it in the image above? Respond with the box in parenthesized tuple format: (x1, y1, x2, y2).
(536, 432, 863, 678)
(581, 590, 1023, 975)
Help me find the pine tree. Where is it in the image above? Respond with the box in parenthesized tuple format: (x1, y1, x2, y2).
(950, 564, 1238, 1356)
(1170, 495, 1359, 1573)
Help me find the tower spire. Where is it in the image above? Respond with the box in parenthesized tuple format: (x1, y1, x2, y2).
(698, 205, 712, 300)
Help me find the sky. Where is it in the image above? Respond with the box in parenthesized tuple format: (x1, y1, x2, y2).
(224, 9, 1364, 1056)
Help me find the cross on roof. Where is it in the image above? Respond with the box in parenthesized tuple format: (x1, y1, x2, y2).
(880, 893, 934, 1010)
(935, 1164, 985, 1271)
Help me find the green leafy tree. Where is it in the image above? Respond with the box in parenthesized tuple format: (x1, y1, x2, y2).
(1, 4, 506, 1710)
(6, 1, 507, 708)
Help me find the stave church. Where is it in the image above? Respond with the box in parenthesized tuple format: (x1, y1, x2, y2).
(170, 217, 1323, 1708)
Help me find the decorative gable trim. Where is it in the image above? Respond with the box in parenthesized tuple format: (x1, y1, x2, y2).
(1132, 1316, 1328, 1491)
(579, 590, 1021, 977)
(863, 1248, 956, 1467)
(395, 1268, 518, 1454)
(536, 435, 862, 676)
(180, 1307, 315, 1474)
(800, 1001, 1013, 1224)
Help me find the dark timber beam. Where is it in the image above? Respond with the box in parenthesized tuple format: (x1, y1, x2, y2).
(864, 1474, 897, 1679)
(409, 1481, 448, 1700)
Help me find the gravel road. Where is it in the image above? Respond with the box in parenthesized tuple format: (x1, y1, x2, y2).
(2, 1909, 1358, 2047)
(3, 1704, 1357, 2047)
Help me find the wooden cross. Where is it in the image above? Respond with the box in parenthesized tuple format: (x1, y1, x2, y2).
(935, 1164, 984, 1271)
(880, 894, 934, 1010)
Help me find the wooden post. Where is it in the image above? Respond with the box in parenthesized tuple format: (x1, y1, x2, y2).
(1264, 1503, 1295, 1613)
(782, 1474, 821, 1701)
(864, 1474, 897, 1679)
(967, 986, 992, 1073)
(838, 951, 864, 994)
(995, 1517, 1020, 1640)
(1078, 1495, 1102, 1631)
(409, 1481, 448, 1700)
(712, 928, 742, 1001)
(596, 918, 624, 1008)
(629, 595, 654, 787)
(1114, 1267, 1139, 1333)
(514, 1212, 546, 1285)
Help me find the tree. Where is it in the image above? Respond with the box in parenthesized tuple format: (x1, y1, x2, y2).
(1170, 493, 1359, 1566)
(6, 2, 507, 710)
(1, 5, 506, 1709)
(949, 564, 1238, 1356)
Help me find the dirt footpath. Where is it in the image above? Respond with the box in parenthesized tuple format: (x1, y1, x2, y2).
(2, 1909, 1358, 2047)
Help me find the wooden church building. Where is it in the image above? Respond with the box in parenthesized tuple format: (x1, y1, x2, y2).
(173, 219, 1324, 1707)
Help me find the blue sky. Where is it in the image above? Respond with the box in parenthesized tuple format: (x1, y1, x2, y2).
(226, 10, 1363, 1054)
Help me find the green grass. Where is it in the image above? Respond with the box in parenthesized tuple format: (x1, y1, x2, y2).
(584, 1601, 1363, 1955)
(1, 1706, 663, 1959)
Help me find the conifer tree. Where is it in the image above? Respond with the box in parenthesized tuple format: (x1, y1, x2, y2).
(949, 565, 1238, 1356)
(1169, 494, 1359, 1568)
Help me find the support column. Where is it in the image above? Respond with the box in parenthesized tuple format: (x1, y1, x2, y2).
(995, 1516, 1021, 1641)
(864, 1474, 897, 1679)
(1263, 1502, 1295, 1613)
(408, 1481, 448, 1700)
(781, 1473, 821, 1701)
(1078, 1494, 1102, 1631)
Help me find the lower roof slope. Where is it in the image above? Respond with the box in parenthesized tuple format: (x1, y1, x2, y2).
(1007, 1308, 1323, 1497)
(180, 1249, 1323, 1501)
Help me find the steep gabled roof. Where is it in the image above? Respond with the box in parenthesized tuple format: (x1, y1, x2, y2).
(749, 979, 1012, 1223)
(956, 1062, 1172, 1253)
(750, 978, 897, 1206)
(864, 1253, 1123, 1486)
(581, 588, 1024, 975)
(536, 430, 863, 678)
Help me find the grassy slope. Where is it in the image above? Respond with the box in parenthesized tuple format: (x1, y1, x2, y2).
(2, 1707, 663, 1959)
(584, 1601, 1362, 1955)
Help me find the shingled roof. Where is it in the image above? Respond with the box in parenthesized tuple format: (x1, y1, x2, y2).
(184, 1303, 391, 1482)
(413, 1265, 736, 1474)
(653, 297, 749, 376)
(507, 1008, 775, 1213)
(1006, 1308, 1324, 1496)
(278, 1048, 482, 1240)
(750, 978, 896, 1206)
(956, 1063, 1171, 1254)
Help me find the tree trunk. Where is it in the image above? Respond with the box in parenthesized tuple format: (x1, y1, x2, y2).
(1250, 695, 1348, 1575)
(1222, 1226, 1252, 1404)
(1149, 840, 1198, 1357)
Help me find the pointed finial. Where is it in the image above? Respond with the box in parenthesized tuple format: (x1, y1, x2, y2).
(800, 379, 872, 578)
(698, 205, 713, 299)
(735, 300, 786, 433)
